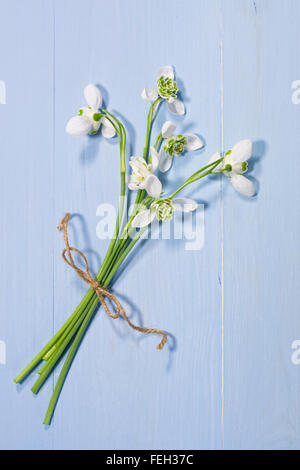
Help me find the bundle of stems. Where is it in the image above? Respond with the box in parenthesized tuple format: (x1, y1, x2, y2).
(14, 99, 223, 425)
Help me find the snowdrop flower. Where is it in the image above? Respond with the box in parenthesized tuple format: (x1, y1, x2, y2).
(156, 121, 204, 172)
(127, 148, 161, 198)
(141, 66, 185, 115)
(66, 84, 116, 138)
(208, 139, 255, 197)
(132, 197, 198, 228)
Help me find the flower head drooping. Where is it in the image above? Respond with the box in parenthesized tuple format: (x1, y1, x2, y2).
(208, 139, 255, 197)
(141, 66, 185, 115)
(131, 197, 198, 228)
(165, 135, 187, 156)
(157, 75, 178, 101)
(158, 121, 204, 172)
(66, 84, 116, 138)
(151, 198, 174, 221)
(127, 146, 162, 198)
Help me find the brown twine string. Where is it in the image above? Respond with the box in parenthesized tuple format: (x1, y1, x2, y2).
(58, 213, 167, 350)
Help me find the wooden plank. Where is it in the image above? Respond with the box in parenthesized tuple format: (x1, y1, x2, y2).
(222, 0, 300, 449)
(4, 0, 298, 450)
(52, 0, 223, 449)
(0, 0, 55, 449)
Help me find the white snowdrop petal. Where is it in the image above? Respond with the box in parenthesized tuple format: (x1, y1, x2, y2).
(132, 209, 154, 228)
(128, 183, 139, 190)
(101, 117, 116, 138)
(157, 65, 174, 79)
(184, 133, 204, 151)
(167, 98, 185, 115)
(141, 87, 158, 102)
(65, 115, 92, 136)
(173, 198, 198, 212)
(159, 149, 173, 173)
(150, 146, 159, 172)
(230, 139, 252, 163)
(144, 174, 162, 198)
(230, 174, 255, 197)
(84, 84, 102, 109)
(127, 176, 140, 190)
(129, 156, 149, 177)
(161, 120, 176, 138)
(208, 151, 223, 171)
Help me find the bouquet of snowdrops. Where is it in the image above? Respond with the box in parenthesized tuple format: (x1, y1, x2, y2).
(14, 66, 255, 425)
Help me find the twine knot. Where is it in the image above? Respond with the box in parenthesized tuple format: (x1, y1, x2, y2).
(58, 213, 167, 350)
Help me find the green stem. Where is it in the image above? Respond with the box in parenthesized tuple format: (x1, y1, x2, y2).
(32, 300, 91, 394)
(43, 296, 99, 425)
(102, 102, 161, 282)
(96, 115, 126, 280)
(154, 133, 162, 149)
(14, 112, 126, 384)
(41, 294, 97, 365)
(136, 98, 161, 205)
(169, 158, 224, 199)
(42, 223, 148, 425)
(20, 100, 162, 424)
(104, 227, 148, 287)
(14, 288, 95, 383)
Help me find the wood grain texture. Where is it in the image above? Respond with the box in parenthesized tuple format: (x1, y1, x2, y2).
(0, 0, 298, 450)
(52, 0, 222, 450)
(222, 0, 300, 449)
(0, 0, 55, 449)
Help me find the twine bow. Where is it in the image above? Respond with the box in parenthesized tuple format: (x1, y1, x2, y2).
(58, 213, 167, 350)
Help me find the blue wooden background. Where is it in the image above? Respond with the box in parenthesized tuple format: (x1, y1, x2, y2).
(0, 0, 299, 450)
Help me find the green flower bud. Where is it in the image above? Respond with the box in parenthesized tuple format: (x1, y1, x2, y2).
(224, 164, 232, 172)
(93, 113, 101, 122)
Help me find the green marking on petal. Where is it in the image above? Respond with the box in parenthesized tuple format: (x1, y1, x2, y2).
(157, 76, 178, 100)
(151, 198, 174, 221)
(78, 108, 84, 116)
(164, 135, 187, 156)
(241, 161, 248, 172)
